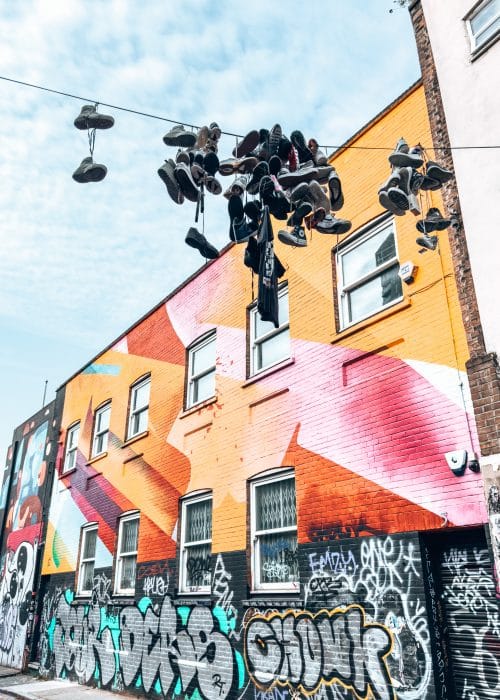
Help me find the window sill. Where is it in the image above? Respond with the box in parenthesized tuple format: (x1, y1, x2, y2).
(59, 467, 77, 479)
(86, 452, 107, 466)
(332, 298, 411, 344)
(243, 357, 295, 387)
(244, 596, 303, 608)
(121, 431, 149, 448)
(112, 594, 136, 602)
(174, 594, 211, 605)
(470, 30, 500, 61)
(180, 395, 218, 419)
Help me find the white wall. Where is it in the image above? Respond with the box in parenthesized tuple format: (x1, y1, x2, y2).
(420, 0, 500, 356)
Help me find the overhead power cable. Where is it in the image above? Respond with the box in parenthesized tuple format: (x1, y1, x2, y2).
(1, 74, 499, 151)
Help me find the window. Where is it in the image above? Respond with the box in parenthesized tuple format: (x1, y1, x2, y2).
(63, 422, 80, 473)
(115, 512, 139, 595)
(92, 402, 111, 457)
(179, 494, 212, 593)
(250, 470, 299, 592)
(127, 376, 150, 439)
(337, 218, 402, 328)
(466, 0, 500, 52)
(249, 286, 290, 375)
(186, 333, 216, 408)
(77, 525, 98, 595)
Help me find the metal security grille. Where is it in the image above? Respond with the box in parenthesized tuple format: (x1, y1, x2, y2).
(256, 478, 296, 531)
(186, 499, 212, 543)
(437, 531, 500, 699)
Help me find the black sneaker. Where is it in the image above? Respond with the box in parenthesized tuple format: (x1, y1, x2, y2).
(244, 235, 260, 273)
(388, 137, 410, 166)
(72, 156, 107, 182)
(158, 159, 184, 204)
(246, 161, 270, 195)
(244, 200, 262, 223)
(416, 234, 438, 251)
(185, 227, 219, 259)
(163, 124, 197, 148)
(233, 130, 260, 158)
(287, 201, 313, 226)
(328, 169, 344, 211)
(278, 224, 307, 247)
(175, 162, 200, 202)
(268, 192, 291, 220)
(228, 194, 245, 222)
(74, 105, 114, 130)
(268, 124, 282, 157)
(315, 214, 352, 235)
(231, 218, 258, 244)
(290, 130, 314, 163)
(416, 207, 452, 233)
(426, 161, 453, 184)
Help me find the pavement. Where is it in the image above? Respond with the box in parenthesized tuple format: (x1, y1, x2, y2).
(0, 667, 130, 699)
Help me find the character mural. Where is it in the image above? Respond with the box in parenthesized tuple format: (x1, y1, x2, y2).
(0, 405, 56, 669)
(35, 85, 492, 699)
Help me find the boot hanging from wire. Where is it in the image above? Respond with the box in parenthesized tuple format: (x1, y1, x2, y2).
(72, 103, 114, 183)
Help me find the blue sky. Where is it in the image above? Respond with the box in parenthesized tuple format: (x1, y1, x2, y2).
(0, 0, 420, 461)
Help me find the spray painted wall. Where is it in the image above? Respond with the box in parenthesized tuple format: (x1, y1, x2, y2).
(0, 404, 58, 668)
(37, 85, 492, 698)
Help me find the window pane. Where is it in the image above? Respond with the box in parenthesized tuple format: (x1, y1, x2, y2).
(192, 338, 216, 375)
(133, 381, 150, 410)
(68, 425, 79, 449)
(121, 518, 139, 554)
(475, 15, 500, 44)
(185, 543, 212, 588)
(254, 293, 289, 339)
(259, 532, 298, 585)
(120, 554, 137, 590)
(80, 561, 95, 591)
(94, 431, 108, 454)
(132, 408, 148, 435)
(342, 227, 396, 286)
(192, 370, 215, 404)
(347, 263, 402, 323)
(256, 478, 296, 531)
(471, 0, 500, 34)
(186, 499, 212, 543)
(256, 329, 290, 370)
(83, 529, 97, 559)
(97, 405, 110, 431)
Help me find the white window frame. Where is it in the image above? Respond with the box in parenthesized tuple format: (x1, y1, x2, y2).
(337, 217, 402, 329)
(466, 0, 500, 53)
(186, 333, 216, 409)
(77, 524, 98, 596)
(92, 402, 111, 457)
(127, 376, 150, 439)
(250, 469, 299, 593)
(62, 422, 80, 473)
(179, 493, 213, 594)
(249, 286, 290, 376)
(114, 512, 139, 596)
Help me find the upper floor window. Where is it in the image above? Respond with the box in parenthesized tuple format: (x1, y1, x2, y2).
(127, 376, 150, 439)
(249, 286, 290, 376)
(114, 512, 139, 595)
(250, 470, 299, 592)
(466, 0, 500, 52)
(63, 422, 80, 473)
(77, 524, 98, 596)
(337, 218, 402, 328)
(92, 402, 111, 457)
(179, 493, 212, 594)
(186, 333, 216, 409)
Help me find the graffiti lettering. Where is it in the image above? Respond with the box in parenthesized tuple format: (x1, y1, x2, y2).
(213, 554, 239, 640)
(0, 541, 35, 668)
(308, 547, 357, 577)
(244, 605, 394, 699)
(142, 574, 168, 597)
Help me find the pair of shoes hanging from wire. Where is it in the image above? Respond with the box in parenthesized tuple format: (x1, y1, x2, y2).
(72, 104, 114, 183)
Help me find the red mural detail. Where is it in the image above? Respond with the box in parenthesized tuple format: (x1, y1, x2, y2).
(283, 425, 448, 544)
(7, 523, 41, 549)
(126, 305, 186, 364)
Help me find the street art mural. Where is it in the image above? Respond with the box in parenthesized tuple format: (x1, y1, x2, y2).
(0, 407, 55, 669)
(0, 540, 36, 668)
(36, 86, 493, 699)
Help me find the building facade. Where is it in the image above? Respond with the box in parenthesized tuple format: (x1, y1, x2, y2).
(0, 399, 62, 670)
(1, 83, 497, 698)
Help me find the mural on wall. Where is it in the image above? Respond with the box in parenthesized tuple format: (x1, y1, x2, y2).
(0, 409, 54, 669)
(37, 86, 491, 699)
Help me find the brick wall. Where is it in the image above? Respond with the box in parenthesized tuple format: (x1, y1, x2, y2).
(409, 0, 500, 458)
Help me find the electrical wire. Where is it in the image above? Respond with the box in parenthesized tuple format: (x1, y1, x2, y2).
(2, 74, 499, 152)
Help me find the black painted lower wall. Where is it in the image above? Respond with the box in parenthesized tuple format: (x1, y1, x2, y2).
(32, 530, 497, 700)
